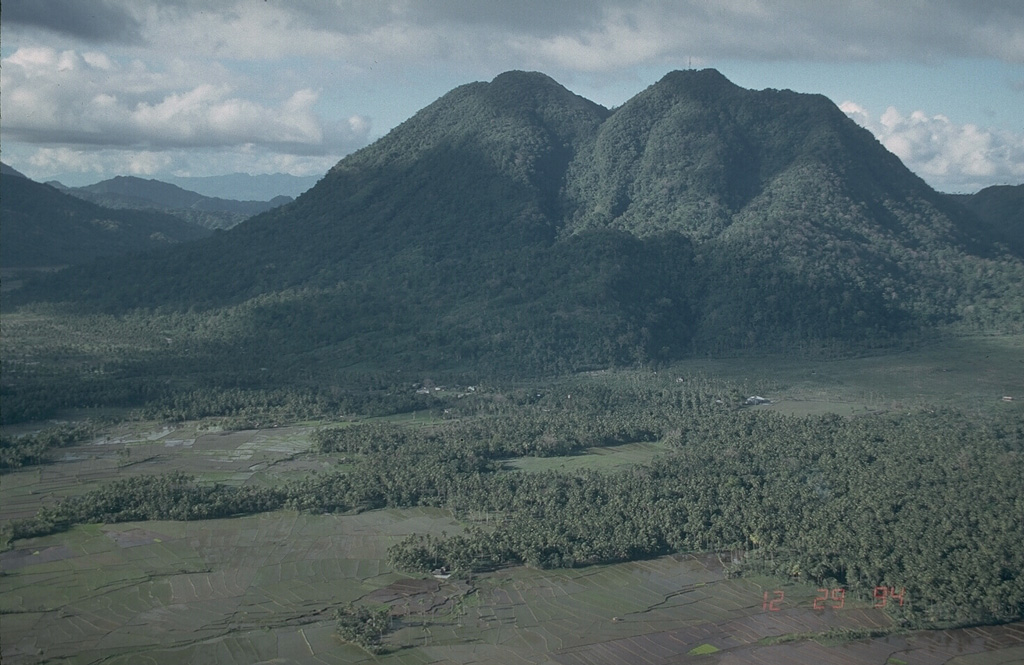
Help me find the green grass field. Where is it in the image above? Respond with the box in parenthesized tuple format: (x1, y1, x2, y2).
(0, 424, 330, 521)
(4, 497, 1023, 663)
(666, 334, 1024, 415)
(2, 516, 964, 665)
(503, 441, 674, 474)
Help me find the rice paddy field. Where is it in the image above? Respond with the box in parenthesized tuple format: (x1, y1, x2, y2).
(3, 510, 1022, 664)
(2, 419, 1022, 664)
(668, 334, 1024, 416)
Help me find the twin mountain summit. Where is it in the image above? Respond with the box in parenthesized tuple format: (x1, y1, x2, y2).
(5, 69, 1023, 374)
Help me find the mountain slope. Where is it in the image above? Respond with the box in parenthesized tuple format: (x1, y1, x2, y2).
(1, 162, 29, 179)
(1, 174, 211, 268)
(60, 71, 611, 305)
(11, 70, 1024, 376)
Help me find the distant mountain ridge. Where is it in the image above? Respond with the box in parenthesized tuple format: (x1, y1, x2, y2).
(34, 171, 319, 200)
(950, 184, 1024, 257)
(12, 71, 1024, 374)
(162, 173, 320, 200)
(1, 171, 210, 269)
(55, 176, 293, 230)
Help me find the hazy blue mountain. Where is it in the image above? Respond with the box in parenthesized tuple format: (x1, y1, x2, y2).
(1, 174, 211, 268)
(162, 173, 320, 200)
(62, 176, 293, 230)
(13, 71, 1024, 373)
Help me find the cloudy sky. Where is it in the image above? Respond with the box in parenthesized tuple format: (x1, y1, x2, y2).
(2, 1, 1022, 193)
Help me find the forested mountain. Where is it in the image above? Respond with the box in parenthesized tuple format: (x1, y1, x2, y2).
(12, 70, 1024, 374)
(54, 176, 293, 230)
(951, 184, 1024, 258)
(1, 172, 211, 269)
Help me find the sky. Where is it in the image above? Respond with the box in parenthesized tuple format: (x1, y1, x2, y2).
(2, 1, 1022, 193)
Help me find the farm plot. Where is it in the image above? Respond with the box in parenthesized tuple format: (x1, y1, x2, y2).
(711, 622, 1024, 665)
(0, 425, 325, 521)
(421, 563, 1024, 665)
(4, 509, 1023, 664)
(668, 334, 1024, 416)
(0, 508, 461, 665)
(363, 557, 1023, 664)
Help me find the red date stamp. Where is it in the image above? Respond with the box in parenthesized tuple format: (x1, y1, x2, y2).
(873, 586, 905, 607)
(813, 587, 845, 610)
(762, 590, 785, 611)
(762, 587, 906, 611)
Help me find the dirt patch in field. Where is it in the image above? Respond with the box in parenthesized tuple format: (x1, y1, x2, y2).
(192, 430, 259, 452)
(365, 577, 473, 617)
(0, 545, 74, 571)
(102, 527, 169, 548)
(720, 622, 1024, 665)
(368, 577, 440, 600)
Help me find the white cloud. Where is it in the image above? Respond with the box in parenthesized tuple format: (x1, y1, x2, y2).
(127, 84, 326, 148)
(841, 101, 1024, 192)
(82, 51, 114, 69)
(18, 145, 339, 183)
(0, 46, 369, 154)
(3, 1, 1022, 183)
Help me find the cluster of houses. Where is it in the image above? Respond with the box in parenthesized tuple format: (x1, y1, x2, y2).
(415, 383, 477, 397)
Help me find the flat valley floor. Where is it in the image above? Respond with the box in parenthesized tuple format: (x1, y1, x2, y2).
(3, 337, 1023, 663)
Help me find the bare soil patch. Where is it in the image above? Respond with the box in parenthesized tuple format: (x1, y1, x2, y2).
(0, 545, 74, 571)
(102, 527, 168, 548)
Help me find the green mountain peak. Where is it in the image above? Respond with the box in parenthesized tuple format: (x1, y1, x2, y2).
(656, 67, 738, 91)
(11, 70, 1023, 373)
